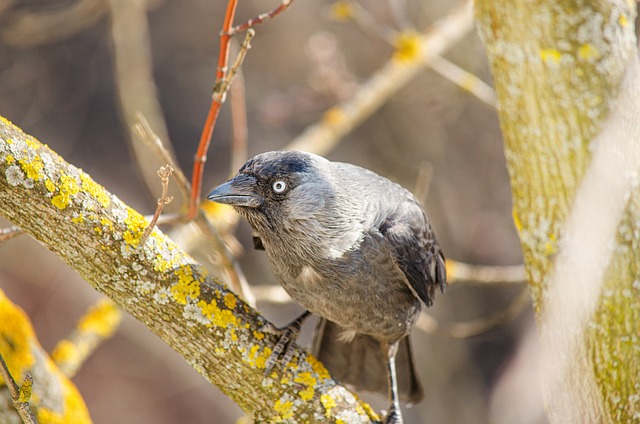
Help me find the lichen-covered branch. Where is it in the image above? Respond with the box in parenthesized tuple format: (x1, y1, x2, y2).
(0, 117, 378, 423)
(0, 288, 91, 423)
(51, 298, 122, 378)
(475, 1, 639, 422)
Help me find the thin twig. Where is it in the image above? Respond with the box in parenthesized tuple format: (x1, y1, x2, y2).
(0, 225, 23, 241)
(285, 1, 473, 155)
(413, 162, 434, 206)
(212, 29, 255, 103)
(2, 0, 107, 47)
(133, 112, 191, 200)
(140, 165, 174, 246)
(229, 54, 249, 176)
(52, 298, 122, 378)
(331, 0, 395, 43)
(332, 0, 495, 115)
(417, 287, 530, 338)
(446, 260, 526, 284)
(193, 214, 255, 307)
(428, 55, 497, 108)
(250, 284, 530, 338)
(108, 0, 183, 208)
(0, 353, 38, 423)
(227, 0, 296, 35)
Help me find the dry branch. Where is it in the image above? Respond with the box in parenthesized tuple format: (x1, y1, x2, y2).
(285, 0, 473, 155)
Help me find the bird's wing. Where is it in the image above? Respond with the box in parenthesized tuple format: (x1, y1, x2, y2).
(378, 200, 446, 307)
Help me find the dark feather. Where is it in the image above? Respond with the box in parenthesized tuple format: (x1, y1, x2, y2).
(312, 318, 423, 404)
(379, 202, 446, 307)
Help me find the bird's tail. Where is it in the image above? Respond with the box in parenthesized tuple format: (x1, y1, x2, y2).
(311, 318, 423, 404)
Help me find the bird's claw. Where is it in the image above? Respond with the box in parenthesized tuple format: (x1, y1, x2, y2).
(262, 311, 311, 376)
(383, 406, 403, 424)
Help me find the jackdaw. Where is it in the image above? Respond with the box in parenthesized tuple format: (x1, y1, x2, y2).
(208, 151, 446, 423)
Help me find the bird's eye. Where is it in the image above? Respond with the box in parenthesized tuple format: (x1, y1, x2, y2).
(272, 180, 287, 193)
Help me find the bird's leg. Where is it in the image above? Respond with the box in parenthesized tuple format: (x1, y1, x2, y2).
(262, 310, 311, 375)
(383, 340, 403, 424)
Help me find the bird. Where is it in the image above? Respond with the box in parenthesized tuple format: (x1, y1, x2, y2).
(207, 151, 446, 423)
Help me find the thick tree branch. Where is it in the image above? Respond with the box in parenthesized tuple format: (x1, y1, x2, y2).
(0, 117, 378, 423)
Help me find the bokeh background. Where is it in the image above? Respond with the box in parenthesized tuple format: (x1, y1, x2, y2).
(0, 0, 553, 422)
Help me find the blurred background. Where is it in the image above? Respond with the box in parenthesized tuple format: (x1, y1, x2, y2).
(0, 0, 548, 422)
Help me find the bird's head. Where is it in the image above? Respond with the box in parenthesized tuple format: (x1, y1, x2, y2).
(207, 151, 336, 235)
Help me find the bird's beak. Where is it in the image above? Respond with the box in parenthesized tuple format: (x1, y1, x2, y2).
(207, 174, 263, 208)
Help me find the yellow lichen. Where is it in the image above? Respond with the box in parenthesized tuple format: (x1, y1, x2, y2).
(18, 375, 33, 403)
(323, 107, 344, 126)
(36, 377, 91, 424)
(540, 48, 562, 65)
(512, 210, 523, 233)
(224, 292, 237, 310)
(393, 30, 422, 63)
(320, 393, 337, 417)
(246, 344, 272, 369)
(0, 290, 91, 422)
(153, 254, 172, 273)
(445, 260, 455, 282)
(0, 289, 36, 384)
(51, 340, 80, 365)
(51, 174, 80, 210)
(45, 178, 55, 193)
(578, 43, 601, 61)
(5, 154, 15, 164)
(78, 299, 121, 337)
(123, 208, 147, 247)
(18, 156, 44, 181)
(253, 330, 265, 340)
(306, 354, 331, 380)
(171, 265, 202, 304)
(358, 401, 380, 420)
(197, 297, 238, 328)
(71, 214, 84, 224)
(330, 1, 354, 21)
(80, 173, 110, 208)
(273, 398, 294, 421)
(295, 372, 317, 401)
(619, 13, 628, 27)
(99, 217, 114, 234)
(544, 233, 558, 256)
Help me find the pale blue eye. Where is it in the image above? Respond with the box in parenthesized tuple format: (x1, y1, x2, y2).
(272, 180, 287, 193)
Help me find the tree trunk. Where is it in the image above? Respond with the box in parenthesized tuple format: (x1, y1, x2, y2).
(475, 1, 639, 422)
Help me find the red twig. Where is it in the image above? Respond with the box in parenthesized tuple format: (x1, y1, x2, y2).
(227, 0, 296, 35)
(188, 0, 296, 219)
(187, 0, 238, 219)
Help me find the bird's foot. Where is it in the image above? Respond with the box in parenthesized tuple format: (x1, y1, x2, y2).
(383, 404, 403, 424)
(262, 311, 311, 375)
